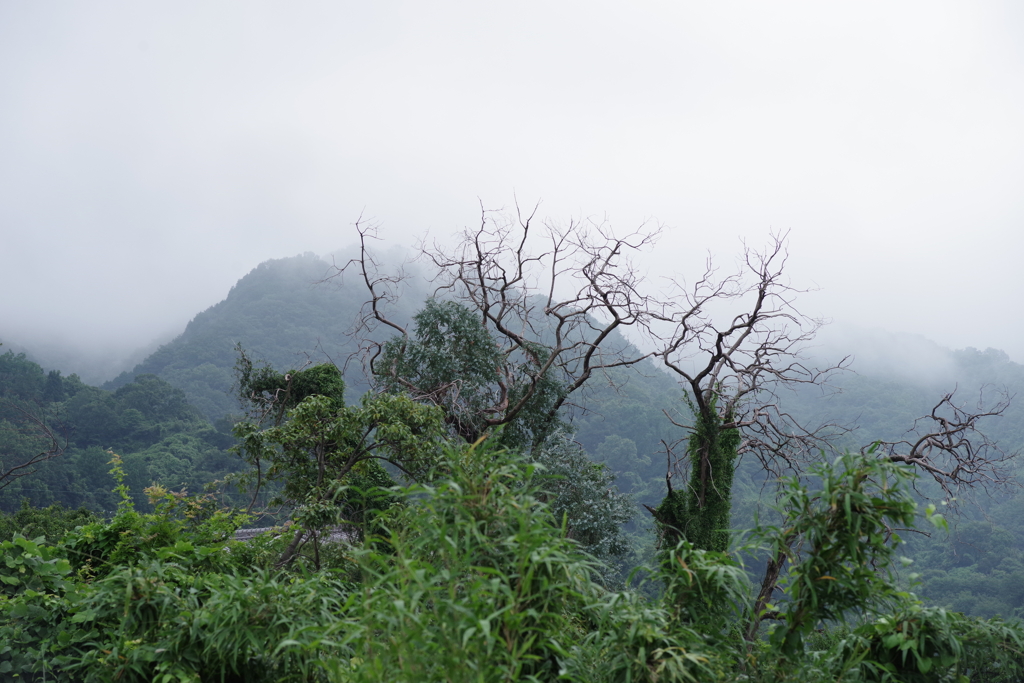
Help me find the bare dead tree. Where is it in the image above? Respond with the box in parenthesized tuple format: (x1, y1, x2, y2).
(638, 233, 1018, 640)
(867, 387, 1016, 499)
(0, 400, 68, 492)
(653, 231, 849, 480)
(639, 232, 849, 557)
(327, 203, 664, 446)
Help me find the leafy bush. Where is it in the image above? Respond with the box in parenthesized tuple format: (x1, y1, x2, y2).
(277, 439, 716, 682)
(532, 430, 636, 583)
(8, 440, 1024, 683)
(843, 602, 1024, 682)
(331, 441, 606, 681)
(0, 534, 75, 679)
(0, 500, 97, 544)
(62, 452, 248, 581)
(55, 553, 351, 683)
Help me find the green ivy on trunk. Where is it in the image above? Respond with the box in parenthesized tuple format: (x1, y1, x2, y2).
(654, 402, 740, 552)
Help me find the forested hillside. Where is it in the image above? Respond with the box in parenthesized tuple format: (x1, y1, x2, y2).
(5, 238, 1024, 680)
(97, 251, 689, 506)
(104, 252, 425, 421)
(95, 253, 1024, 509)
(0, 350, 240, 513)
(6, 248, 1024, 622)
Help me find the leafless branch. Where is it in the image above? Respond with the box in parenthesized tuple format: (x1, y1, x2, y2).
(652, 232, 850, 485)
(0, 400, 68, 492)
(328, 202, 665, 445)
(317, 215, 417, 382)
(745, 537, 795, 643)
(867, 387, 1016, 498)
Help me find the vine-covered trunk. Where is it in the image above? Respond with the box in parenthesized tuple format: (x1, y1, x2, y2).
(653, 406, 740, 552)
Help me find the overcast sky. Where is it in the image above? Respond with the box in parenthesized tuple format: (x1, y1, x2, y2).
(3, 1, 1023, 375)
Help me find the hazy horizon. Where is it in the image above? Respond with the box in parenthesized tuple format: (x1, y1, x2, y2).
(3, 248, 1015, 389)
(4, 2, 1023, 373)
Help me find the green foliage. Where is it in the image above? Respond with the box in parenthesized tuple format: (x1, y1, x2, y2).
(104, 253, 424, 421)
(235, 352, 347, 424)
(30, 252, 1024, 622)
(337, 441, 595, 680)
(63, 502, 239, 582)
(0, 534, 76, 679)
(0, 436, 713, 682)
(757, 452, 919, 658)
(563, 589, 717, 683)
(0, 500, 97, 544)
(233, 377, 447, 569)
(60, 454, 248, 582)
(6, 439, 1024, 682)
(659, 541, 750, 642)
(0, 350, 46, 402)
(235, 392, 445, 508)
(654, 404, 741, 552)
(10, 257, 1024, 677)
(532, 431, 636, 582)
(43, 369, 65, 403)
(0, 459, 255, 679)
(0, 539, 349, 681)
(53, 558, 351, 683)
(843, 602, 1024, 682)
(378, 300, 502, 421)
(0, 535, 72, 597)
(378, 298, 567, 449)
(286, 439, 716, 683)
(0, 352, 243, 514)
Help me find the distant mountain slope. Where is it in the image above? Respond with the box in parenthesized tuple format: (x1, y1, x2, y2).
(104, 253, 425, 420)
(0, 350, 238, 513)
(788, 344, 1024, 455)
(105, 250, 1024, 504)
(98, 250, 687, 496)
(9, 249, 1024, 619)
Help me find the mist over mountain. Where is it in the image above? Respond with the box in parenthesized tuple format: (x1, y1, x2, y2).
(93, 251, 1024, 498)
(4, 247, 1024, 620)
(809, 324, 966, 387)
(11, 247, 1017, 454)
(7, 244, 1020, 454)
(790, 323, 1024, 449)
(0, 331, 179, 388)
(101, 252, 429, 420)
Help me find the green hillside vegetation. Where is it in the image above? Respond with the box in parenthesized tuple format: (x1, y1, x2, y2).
(787, 346, 1024, 452)
(6, 249, 1024, 624)
(0, 350, 239, 514)
(774, 346, 1024, 619)
(5, 232, 1024, 679)
(104, 252, 426, 421)
(3, 429, 1024, 680)
(100, 251, 685, 507)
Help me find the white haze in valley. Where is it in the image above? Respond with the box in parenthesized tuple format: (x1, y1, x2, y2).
(2, 2, 1023, 381)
